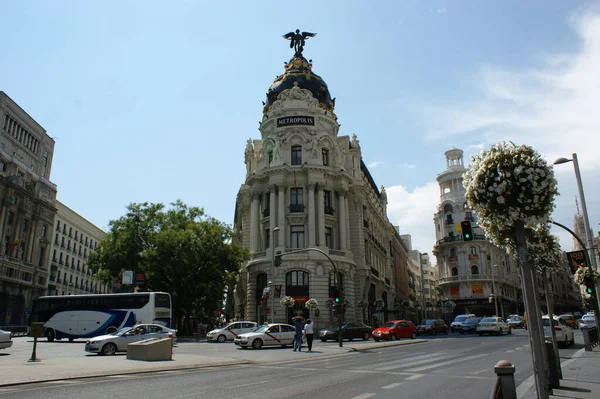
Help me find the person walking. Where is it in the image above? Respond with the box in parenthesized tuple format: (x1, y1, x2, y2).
(304, 319, 314, 352)
(292, 316, 305, 352)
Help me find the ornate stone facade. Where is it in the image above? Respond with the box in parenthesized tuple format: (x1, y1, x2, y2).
(234, 55, 408, 327)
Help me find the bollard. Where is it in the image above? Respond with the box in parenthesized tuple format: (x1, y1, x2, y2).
(493, 360, 517, 399)
(582, 326, 592, 351)
(545, 342, 560, 388)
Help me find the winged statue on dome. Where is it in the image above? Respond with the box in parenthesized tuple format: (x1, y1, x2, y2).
(282, 29, 317, 55)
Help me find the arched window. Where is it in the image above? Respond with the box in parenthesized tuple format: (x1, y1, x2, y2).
(286, 271, 309, 287)
(451, 267, 458, 276)
(255, 273, 268, 299)
(471, 265, 479, 275)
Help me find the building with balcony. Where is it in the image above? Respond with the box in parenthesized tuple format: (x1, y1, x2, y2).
(233, 49, 408, 328)
(0, 91, 57, 326)
(432, 148, 521, 318)
(46, 201, 108, 296)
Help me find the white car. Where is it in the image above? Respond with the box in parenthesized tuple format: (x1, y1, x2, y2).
(85, 324, 177, 356)
(579, 315, 596, 329)
(207, 321, 257, 343)
(0, 329, 12, 350)
(542, 316, 574, 347)
(477, 317, 511, 335)
(234, 323, 302, 349)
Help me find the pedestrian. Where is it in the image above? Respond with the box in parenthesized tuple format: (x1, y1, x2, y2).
(304, 318, 314, 352)
(292, 316, 305, 352)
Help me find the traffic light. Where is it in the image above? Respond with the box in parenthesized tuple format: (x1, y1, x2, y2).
(334, 296, 340, 303)
(274, 254, 282, 267)
(584, 277, 594, 295)
(461, 221, 473, 241)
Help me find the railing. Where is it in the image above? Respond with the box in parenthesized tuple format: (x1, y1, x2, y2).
(448, 256, 457, 262)
(329, 250, 345, 257)
(324, 206, 335, 215)
(370, 267, 379, 277)
(465, 216, 475, 222)
(445, 220, 454, 225)
(468, 254, 480, 260)
(253, 251, 266, 259)
(289, 204, 305, 213)
(0, 326, 29, 337)
(439, 274, 498, 284)
(262, 208, 270, 217)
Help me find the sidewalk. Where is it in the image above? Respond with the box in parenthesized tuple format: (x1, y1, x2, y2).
(0, 339, 427, 387)
(518, 346, 600, 399)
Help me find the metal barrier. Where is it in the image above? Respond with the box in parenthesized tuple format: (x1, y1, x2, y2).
(489, 360, 517, 399)
(582, 326, 598, 351)
(0, 325, 29, 337)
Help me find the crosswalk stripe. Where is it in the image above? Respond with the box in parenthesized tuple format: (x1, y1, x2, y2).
(382, 382, 403, 389)
(349, 394, 376, 399)
(376, 353, 455, 371)
(406, 354, 488, 372)
(373, 352, 436, 371)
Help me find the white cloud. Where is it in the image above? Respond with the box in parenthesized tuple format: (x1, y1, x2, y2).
(367, 161, 384, 168)
(386, 182, 440, 255)
(420, 8, 600, 171)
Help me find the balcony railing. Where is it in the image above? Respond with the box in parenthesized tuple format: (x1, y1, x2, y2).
(324, 206, 335, 216)
(465, 216, 475, 222)
(289, 204, 305, 213)
(438, 274, 501, 284)
(448, 256, 457, 262)
(468, 254, 480, 260)
(445, 219, 454, 225)
(262, 208, 270, 217)
(329, 250, 345, 257)
(370, 267, 379, 278)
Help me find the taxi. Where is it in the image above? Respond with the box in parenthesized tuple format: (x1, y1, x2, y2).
(234, 323, 301, 349)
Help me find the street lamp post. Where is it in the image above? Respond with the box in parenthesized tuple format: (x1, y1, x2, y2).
(491, 265, 499, 317)
(270, 227, 280, 324)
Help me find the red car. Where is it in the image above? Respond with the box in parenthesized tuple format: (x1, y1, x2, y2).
(416, 319, 449, 335)
(372, 320, 417, 341)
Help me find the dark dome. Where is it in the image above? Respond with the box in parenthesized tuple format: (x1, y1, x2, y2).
(264, 55, 334, 114)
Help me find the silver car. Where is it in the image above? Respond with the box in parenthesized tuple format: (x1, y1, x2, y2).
(0, 329, 12, 350)
(85, 324, 177, 356)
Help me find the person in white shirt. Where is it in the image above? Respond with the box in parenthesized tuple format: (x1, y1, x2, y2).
(304, 319, 314, 351)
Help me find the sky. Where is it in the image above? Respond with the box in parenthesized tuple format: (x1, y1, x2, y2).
(2, 0, 600, 259)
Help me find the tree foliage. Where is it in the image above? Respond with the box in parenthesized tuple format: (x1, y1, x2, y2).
(88, 201, 250, 332)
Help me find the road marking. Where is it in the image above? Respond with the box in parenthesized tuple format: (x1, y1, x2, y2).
(382, 382, 403, 389)
(374, 353, 443, 371)
(44, 380, 81, 384)
(376, 353, 455, 371)
(505, 350, 514, 353)
(471, 369, 489, 375)
(349, 394, 376, 399)
(228, 380, 273, 389)
(406, 354, 488, 372)
(406, 374, 425, 380)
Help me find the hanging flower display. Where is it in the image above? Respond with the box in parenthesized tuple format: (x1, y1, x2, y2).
(357, 299, 369, 309)
(304, 298, 319, 310)
(522, 224, 563, 271)
(325, 298, 335, 309)
(574, 266, 600, 285)
(463, 142, 559, 246)
(280, 296, 295, 308)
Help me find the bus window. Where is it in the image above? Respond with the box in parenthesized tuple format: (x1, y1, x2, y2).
(155, 293, 171, 309)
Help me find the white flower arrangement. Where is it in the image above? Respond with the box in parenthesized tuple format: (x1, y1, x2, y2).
(304, 298, 319, 310)
(280, 296, 295, 308)
(357, 299, 369, 309)
(522, 225, 563, 271)
(463, 142, 558, 246)
(574, 266, 600, 285)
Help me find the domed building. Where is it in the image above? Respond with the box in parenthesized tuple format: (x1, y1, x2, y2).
(233, 45, 410, 327)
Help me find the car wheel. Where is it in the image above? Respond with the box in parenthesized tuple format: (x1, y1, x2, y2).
(217, 335, 227, 343)
(320, 338, 327, 342)
(374, 338, 380, 342)
(478, 332, 483, 336)
(101, 343, 117, 356)
(69, 338, 75, 342)
(363, 332, 370, 341)
(460, 330, 464, 335)
(508, 328, 512, 335)
(252, 339, 263, 349)
(391, 334, 397, 341)
(45, 329, 55, 342)
(433, 330, 436, 336)
(411, 332, 417, 340)
(281, 345, 287, 348)
(445, 329, 449, 335)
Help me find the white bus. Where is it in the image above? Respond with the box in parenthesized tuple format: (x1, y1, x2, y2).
(30, 292, 172, 342)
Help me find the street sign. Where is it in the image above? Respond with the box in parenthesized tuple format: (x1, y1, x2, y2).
(122, 270, 133, 284)
(566, 250, 586, 274)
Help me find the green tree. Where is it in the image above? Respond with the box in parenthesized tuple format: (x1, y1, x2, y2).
(89, 201, 250, 334)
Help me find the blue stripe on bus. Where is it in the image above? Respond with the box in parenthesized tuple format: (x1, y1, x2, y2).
(53, 310, 137, 340)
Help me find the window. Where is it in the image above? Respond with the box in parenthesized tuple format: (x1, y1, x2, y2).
(328, 272, 344, 297)
(446, 214, 454, 224)
(325, 227, 333, 248)
(470, 246, 477, 255)
(262, 193, 270, 217)
(55, 233, 59, 245)
(289, 188, 304, 212)
(255, 273, 268, 298)
(7, 212, 13, 226)
(324, 190, 334, 215)
(291, 145, 302, 165)
(451, 267, 458, 276)
(286, 270, 309, 286)
(450, 248, 456, 257)
(61, 237, 65, 247)
(264, 228, 270, 250)
(322, 148, 329, 166)
(22, 219, 29, 233)
(41, 225, 47, 238)
(62, 224, 66, 234)
(69, 227, 72, 237)
(56, 220, 60, 231)
(471, 266, 479, 275)
(268, 151, 273, 164)
(290, 225, 305, 248)
(74, 231, 78, 240)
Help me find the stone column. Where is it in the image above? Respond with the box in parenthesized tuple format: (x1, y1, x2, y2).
(317, 185, 325, 247)
(250, 193, 260, 252)
(308, 183, 316, 247)
(278, 185, 286, 248)
(337, 188, 347, 251)
(269, 185, 277, 246)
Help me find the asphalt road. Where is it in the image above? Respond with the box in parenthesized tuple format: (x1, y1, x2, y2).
(0, 329, 586, 399)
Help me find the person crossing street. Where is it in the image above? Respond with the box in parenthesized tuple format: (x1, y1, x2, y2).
(292, 316, 305, 352)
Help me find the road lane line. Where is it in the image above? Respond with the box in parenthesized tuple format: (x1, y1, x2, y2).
(376, 353, 455, 371)
(406, 374, 425, 380)
(349, 394, 376, 399)
(382, 382, 403, 389)
(471, 369, 489, 375)
(406, 354, 489, 372)
(228, 380, 274, 389)
(374, 353, 443, 371)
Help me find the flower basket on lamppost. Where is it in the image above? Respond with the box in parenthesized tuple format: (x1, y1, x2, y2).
(280, 296, 295, 308)
(305, 298, 318, 316)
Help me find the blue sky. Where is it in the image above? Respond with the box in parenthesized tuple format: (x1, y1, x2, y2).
(2, 0, 599, 257)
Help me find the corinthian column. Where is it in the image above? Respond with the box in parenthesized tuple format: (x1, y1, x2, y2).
(317, 185, 325, 247)
(337, 188, 347, 251)
(250, 193, 260, 252)
(269, 185, 277, 246)
(278, 185, 286, 248)
(308, 183, 316, 247)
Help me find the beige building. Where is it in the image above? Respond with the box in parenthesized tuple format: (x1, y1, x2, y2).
(0, 91, 57, 326)
(234, 52, 407, 327)
(46, 201, 108, 296)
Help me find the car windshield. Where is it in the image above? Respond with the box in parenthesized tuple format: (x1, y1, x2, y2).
(383, 321, 397, 328)
(481, 317, 496, 323)
(115, 327, 133, 336)
(454, 316, 467, 323)
(424, 320, 435, 326)
(464, 319, 478, 325)
(326, 324, 344, 331)
(509, 316, 520, 321)
(253, 325, 270, 333)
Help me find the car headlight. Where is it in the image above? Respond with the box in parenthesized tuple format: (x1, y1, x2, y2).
(89, 340, 101, 344)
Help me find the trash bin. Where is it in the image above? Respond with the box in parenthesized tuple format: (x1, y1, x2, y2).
(545, 342, 560, 388)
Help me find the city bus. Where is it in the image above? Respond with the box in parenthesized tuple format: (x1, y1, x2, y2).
(30, 292, 172, 341)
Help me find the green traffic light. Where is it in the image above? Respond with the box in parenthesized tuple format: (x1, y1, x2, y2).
(587, 287, 593, 294)
(335, 297, 340, 303)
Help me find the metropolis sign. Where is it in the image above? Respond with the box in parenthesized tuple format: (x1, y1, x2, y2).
(277, 116, 315, 127)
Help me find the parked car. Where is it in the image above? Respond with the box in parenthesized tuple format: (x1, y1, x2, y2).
(558, 314, 577, 329)
(319, 322, 373, 342)
(579, 314, 597, 329)
(450, 314, 477, 332)
(373, 320, 417, 341)
(85, 323, 177, 356)
(477, 317, 511, 335)
(542, 316, 574, 347)
(233, 323, 302, 349)
(207, 321, 258, 343)
(459, 317, 482, 334)
(416, 319, 449, 335)
(573, 311, 582, 320)
(0, 329, 13, 350)
(507, 315, 524, 329)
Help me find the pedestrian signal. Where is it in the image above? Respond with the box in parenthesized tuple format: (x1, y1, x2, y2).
(461, 221, 473, 241)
